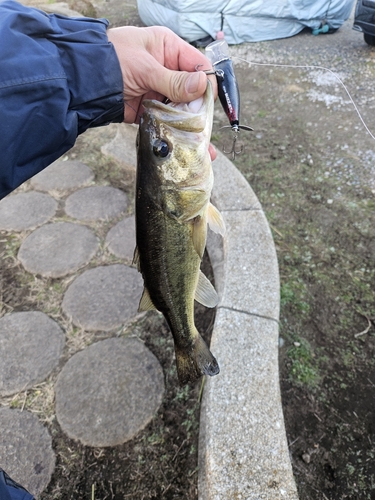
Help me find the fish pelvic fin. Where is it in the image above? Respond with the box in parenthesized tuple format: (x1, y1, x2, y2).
(195, 270, 218, 308)
(208, 203, 226, 236)
(175, 334, 219, 385)
(138, 287, 158, 312)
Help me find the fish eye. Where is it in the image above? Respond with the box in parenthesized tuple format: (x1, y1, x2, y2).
(153, 139, 170, 158)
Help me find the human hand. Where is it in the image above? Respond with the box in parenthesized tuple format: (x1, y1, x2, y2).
(107, 26, 217, 128)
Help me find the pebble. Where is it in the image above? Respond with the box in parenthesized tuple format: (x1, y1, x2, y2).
(64, 186, 128, 221)
(105, 216, 136, 260)
(18, 222, 99, 278)
(55, 337, 164, 447)
(30, 160, 94, 192)
(61, 264, 143, 331)
(0, 311, 64, 397)
(302, 453, 311, 464)
(0, 192, 57, 231)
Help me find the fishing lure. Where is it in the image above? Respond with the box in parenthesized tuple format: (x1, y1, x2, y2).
(205, 37, 253, 159)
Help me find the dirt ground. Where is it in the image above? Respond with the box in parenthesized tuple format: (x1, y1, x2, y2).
(2, 1, 375, 499)
(224, 22, 375, 500)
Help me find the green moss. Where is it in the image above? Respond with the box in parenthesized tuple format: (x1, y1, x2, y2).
(287, 338, 320, 388)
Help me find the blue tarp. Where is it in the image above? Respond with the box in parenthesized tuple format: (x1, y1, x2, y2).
(137, 0, 355, 44)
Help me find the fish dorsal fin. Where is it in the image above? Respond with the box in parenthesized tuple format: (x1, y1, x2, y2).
(192, 215, 207, 259)
(208, 203, 226, 236)
(132, 246, 141, 271)
(138, 287, 158, 312)
(195, 270, 218, 308)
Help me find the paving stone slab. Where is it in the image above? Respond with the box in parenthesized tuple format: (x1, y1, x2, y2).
(101, 123, 138, 170)
(64, 186, 128, 221)
(218, 209, 280, 320)
(18, 222, 99, 278)
(105, 216, 136, 260)
(30, 160, 94, 192)
(211, 152, 262, 211)
(206, 230, 225, 301)
(0, 191, 57, 231)
(0, 311, 65, 397)
(55, 337, 164, 447)
(200, 151, 298, 499)
(0, 408, 55, 496)
(199, 309, 298, 500)
(61, 264, 143, 331)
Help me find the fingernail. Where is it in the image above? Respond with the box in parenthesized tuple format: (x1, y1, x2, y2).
(185, 72, 201, 94)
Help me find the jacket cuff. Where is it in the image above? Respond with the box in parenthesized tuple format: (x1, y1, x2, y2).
(47, 14, 124, 133)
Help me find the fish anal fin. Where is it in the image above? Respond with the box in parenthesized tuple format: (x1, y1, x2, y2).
(175, 333, 220, 385)
(195, 270, 218, 308)
(138, 287, 157, 312)
(208, 203, 226, 236)
(192, 215, 207, 259)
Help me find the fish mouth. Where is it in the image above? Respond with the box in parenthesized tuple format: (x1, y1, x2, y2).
(142, 80, 213, 133)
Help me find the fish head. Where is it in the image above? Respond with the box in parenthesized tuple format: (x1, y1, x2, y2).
(137, 80, 214, 193)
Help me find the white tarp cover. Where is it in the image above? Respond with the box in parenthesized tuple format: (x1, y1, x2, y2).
(137, 0, 354, 44)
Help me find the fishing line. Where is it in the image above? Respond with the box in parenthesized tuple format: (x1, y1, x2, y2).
(124, 101, 143, 123)
(232, 56, 375, 142)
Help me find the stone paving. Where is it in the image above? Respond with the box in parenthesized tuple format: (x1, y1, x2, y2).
(0, 312, 64, 397)
(0, 130, 166, 496)
(55, 337, 165, 447)
(0, 192, 57, 232)
(61, 264, 143, 331)
(18, 222, 100, 278)
(30, 160, 94, 192)
(0, 408, 55, 496)
(64, 185, 128, 221)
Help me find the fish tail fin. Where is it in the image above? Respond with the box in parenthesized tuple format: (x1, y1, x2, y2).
(175, 334, 219, 385)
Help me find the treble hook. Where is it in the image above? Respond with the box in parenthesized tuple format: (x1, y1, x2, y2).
(223, 129, 243, 160)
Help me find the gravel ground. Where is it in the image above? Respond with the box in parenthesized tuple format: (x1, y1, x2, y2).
(229, 7, 375, 193)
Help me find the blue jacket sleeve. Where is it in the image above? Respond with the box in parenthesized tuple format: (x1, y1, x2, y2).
(0, 1, 124, 199)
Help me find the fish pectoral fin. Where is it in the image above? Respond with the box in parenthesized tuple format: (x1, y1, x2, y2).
(195, 270, 219, 308)
(192, 215, 207, 259)
(138, 287, 158, 312)
(207, 203, 226, 236)
(132, 246, 141, 271)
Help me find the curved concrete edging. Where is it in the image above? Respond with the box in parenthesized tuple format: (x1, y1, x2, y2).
(199, 151, 299, 499)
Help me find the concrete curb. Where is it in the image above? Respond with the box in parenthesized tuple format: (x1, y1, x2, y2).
(199, 151, 299, 499)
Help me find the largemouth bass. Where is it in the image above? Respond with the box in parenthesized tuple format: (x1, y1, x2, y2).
(134, 80, 225, 385)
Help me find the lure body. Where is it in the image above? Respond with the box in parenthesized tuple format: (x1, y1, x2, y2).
(206, 39, 241, 131)
(205, 38, 252, 158)
(214, 59, 241, 130)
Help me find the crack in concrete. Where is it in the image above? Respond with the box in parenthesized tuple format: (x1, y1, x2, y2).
(218, 305, 279, 324)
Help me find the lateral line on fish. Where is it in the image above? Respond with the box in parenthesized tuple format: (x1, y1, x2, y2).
(232, 56, 375, 143)
(217, 305, 280, 324)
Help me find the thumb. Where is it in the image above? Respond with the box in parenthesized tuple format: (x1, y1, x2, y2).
(154, 68, 208, 103)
